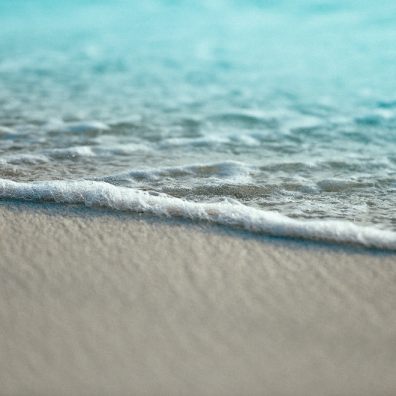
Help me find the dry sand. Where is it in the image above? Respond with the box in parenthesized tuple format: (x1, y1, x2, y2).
(0, 201, 396, 396)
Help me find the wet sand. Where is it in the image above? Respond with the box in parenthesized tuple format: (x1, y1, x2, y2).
(1, 201, 395, 396)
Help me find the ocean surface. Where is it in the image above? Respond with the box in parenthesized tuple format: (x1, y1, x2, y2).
(1, 0, 396, 248)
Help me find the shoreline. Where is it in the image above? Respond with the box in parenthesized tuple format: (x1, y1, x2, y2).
(2, 198, 395, 253)
(1, 178, 396, 250)
(1, 201, 396, 395)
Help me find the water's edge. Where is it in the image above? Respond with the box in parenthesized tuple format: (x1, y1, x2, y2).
(1, 178, 395, 250)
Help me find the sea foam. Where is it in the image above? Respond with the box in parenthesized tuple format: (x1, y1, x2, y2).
(1, 178, 395, 250)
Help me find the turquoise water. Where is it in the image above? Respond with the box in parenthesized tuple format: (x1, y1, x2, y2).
(1, 0, 396, 245)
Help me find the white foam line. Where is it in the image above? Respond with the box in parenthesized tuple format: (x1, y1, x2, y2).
(1, 178, 395, 250)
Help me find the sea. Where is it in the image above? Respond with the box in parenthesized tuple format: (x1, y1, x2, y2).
(1, 0, 396, 248)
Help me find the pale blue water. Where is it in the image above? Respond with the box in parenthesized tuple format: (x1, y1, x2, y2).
(1, 0, 396, 243)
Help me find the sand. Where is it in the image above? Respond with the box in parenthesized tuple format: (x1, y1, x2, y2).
(0, 201, 395, 396)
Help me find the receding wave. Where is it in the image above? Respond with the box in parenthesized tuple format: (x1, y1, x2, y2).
(1, 178, 395, 250)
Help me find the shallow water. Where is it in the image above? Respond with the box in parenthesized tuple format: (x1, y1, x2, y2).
(1, 0, 396, 245)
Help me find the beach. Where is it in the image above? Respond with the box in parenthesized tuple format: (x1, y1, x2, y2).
(1, 201, 395, 396)
(1, 1, 396, 395)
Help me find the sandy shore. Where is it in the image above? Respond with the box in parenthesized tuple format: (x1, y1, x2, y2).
(0, 201, 395, 396)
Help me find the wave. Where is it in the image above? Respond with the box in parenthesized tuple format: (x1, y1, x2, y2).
(1, 153, 49, 165)
(100, 161, 254, 184)
(1, 178, 395, 250)
(46, 146, 95, 159)
(0, 125, 18, 138)
(44, 120, 109, 134)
